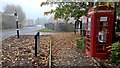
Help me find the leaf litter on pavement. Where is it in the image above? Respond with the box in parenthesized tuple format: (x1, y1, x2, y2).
(2, 35, 51, 68)
(2, 32, 114, 68)
(51, 32, 94, 67)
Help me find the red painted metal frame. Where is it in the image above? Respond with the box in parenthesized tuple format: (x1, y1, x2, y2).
(86, 6, 114, 59)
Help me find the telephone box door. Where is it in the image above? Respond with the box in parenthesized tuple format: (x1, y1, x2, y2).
(94, 13, 114, 59)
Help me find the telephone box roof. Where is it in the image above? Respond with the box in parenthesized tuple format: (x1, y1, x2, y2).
(88, 5, 114, 12)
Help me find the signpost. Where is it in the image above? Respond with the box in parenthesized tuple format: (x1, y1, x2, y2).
(14, 10, 19, 38)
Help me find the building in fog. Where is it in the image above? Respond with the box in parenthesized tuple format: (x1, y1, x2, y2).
(35, 18, 46, 26)
(35, 18, 41, 25)
(25, 19, 35, 27)
(0, 11, 2, 29)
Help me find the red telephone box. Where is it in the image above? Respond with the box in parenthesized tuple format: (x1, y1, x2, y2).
(86, 5, 114, 59)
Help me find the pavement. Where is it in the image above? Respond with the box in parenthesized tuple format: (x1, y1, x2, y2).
(0, 26, 53, 41)
(51, 33, 94, 67)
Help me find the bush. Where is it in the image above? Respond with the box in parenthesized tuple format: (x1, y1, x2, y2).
(110, 42, 120, 68)
(115, 33, 120, 42)
(76, 36, 86, 51)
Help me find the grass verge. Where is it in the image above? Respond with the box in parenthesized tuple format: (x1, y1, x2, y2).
(38, 28, 54, 32)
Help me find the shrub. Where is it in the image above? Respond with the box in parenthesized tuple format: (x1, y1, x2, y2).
(110, 42, 120, 68)
(115, 33, 120, 42)
(76, 36, 86, 51)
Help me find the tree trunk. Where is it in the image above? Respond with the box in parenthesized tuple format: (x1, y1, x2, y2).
(117, 20, 120, 32)
(112, 2, 117, 43)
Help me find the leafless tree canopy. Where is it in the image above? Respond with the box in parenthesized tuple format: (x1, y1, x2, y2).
(1, 5, 26, 29)
(4, 5, 26, 23)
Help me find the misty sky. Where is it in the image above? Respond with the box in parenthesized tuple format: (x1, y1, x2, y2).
(0, 0, 57, 20)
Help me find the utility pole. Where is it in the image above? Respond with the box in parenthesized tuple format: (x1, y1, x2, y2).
(14, 10, 19, 38)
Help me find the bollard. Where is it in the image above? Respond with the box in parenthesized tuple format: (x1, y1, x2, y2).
(16, 20, 19, 38)
(34, 35, 37, 57)
(37, 32, 40, 52)
(34, 32, 40, 57)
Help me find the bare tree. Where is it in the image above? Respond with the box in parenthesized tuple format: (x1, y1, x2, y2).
(3, 5, 26, 28)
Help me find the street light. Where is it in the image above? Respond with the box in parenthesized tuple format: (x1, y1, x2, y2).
(14, 10, 19, 38)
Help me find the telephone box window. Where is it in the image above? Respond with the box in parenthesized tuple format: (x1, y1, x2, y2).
(100, 22, 108, 26)
(98, 19, 109, 43)
(88, 18, 91, 31)
(86, 47, 90, 51)
(98, 28, 107, 43)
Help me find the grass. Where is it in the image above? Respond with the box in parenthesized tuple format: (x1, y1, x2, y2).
(38, 28, 54, 32)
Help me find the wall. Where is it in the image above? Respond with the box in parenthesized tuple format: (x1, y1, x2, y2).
(45, 23, 75, 32)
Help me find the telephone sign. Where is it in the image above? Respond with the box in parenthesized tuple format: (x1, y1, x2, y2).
(100, 17, 108, 21)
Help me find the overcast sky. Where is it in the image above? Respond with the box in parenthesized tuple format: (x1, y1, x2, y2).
(0, 0, 57, 20)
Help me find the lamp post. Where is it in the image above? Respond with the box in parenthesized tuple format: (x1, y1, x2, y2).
(14, 10, 19, 38)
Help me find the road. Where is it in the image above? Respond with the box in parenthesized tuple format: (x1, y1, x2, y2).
(0, 26, 53, 41)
